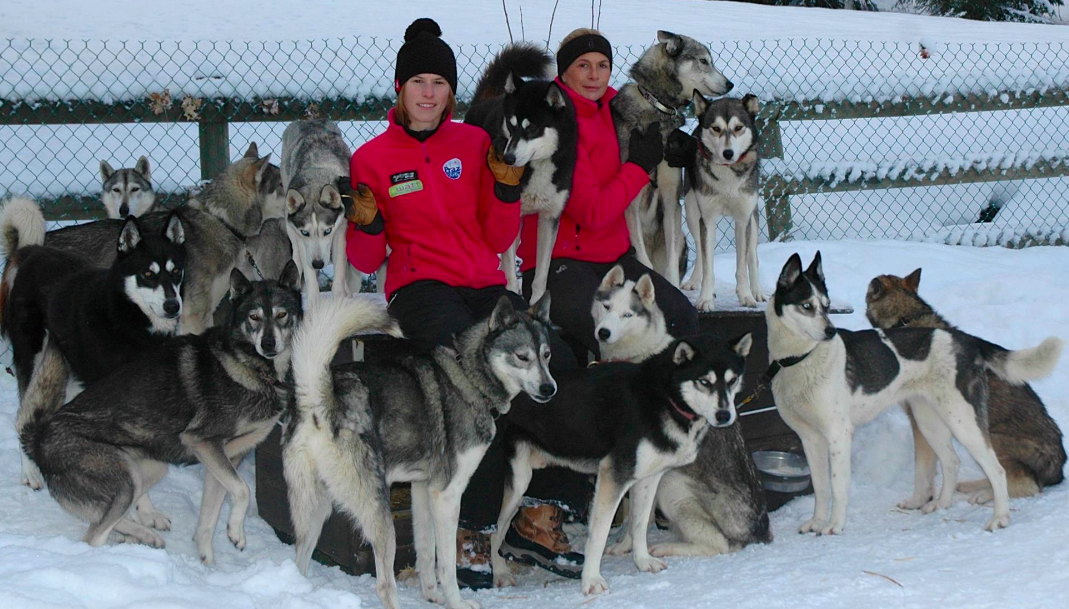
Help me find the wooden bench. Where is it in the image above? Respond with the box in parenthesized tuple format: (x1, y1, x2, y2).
(255, 302, 853, 576)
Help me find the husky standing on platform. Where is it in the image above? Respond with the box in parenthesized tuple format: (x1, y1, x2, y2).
(767, 252, 1063, 534)
(100, 156, 156, 219)
(612, 31, 733, 286)
(683, 93, 765, 310)
(465, 43, 577, 304)
(280, 119, 359, 297)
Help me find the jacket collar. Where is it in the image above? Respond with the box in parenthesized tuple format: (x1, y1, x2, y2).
(386, 108, 455, 143)
(556, 77, 617, 118)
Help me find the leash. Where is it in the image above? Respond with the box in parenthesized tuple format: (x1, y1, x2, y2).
(734, 348, 816, 409)
(243, 247, 267, 281)
(637, 85, 683, 118)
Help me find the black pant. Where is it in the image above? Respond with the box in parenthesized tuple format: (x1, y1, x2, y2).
(388, 280, 591, 531)
(523, 250, 700, 362)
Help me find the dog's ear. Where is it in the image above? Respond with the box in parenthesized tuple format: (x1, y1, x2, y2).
(672, 340, 696, 365)
(244, 142, 260, 159)
(731, 333, 753, 359)
(255, 154, 272, 186)
(743, 94, 760, 118)
(100, 160, 115, 183)
(278, 259, 302, 293)
(691, 90, 709, 118)
(229, 268, 252, 302)
(319, 183, 342, 210)
(546, 82, 567, 110)
(805, 251, 825, 285)
(635, 274, 656, 307)
(777, 253, 803, 290)
(904, 268, 922, 292)
(117, 216, 142, 255)
(163, 211, 185, 245)
(488, 295, 517, 332)
(657, 30, 683, 57)
(528, 291, 552, 323)
(504, 71, 520, 95)
(286, 189, 306, 216)
(599, 265, 626, 291)
(866, 277, 884, 302)
(134, 155, 151, 182)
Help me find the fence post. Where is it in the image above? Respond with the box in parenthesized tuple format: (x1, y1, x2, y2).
(762, 176, 793, 242)
(199, 118, 230, 181)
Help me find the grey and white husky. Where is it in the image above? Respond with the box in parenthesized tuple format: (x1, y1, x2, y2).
(612, 31, 733, 286)
(17, 262, 321, 563)
(682, 93, 765, 310)
(592, 265, 771, 558)
(283, 294, 555, 609)
(280, 119, 357, 298)
(2, 145, 276, 335)
(100, 156, 156, 218)
(465, 43, 577, 304)
(767, 252, 1063, 534)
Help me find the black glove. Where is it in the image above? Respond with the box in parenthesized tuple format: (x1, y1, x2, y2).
(334, 175, 352, 196)
(627, 122, 664, 173)
(664, 128, 697, 168)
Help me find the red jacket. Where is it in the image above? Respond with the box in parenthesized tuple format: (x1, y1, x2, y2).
(516, 78, 650, 271)
(346, 110, 520, 298)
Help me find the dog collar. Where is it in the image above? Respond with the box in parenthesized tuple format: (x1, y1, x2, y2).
(638, 85, 683, 118)
(765, 349, 814, 382)
(667, 395, 698, 422)
(699, 141, 756, 166)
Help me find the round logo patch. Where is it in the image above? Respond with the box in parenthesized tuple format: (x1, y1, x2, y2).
(443, 158, 463, 180)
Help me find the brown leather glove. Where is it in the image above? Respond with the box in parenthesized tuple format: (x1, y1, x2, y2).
(344, 183, 379, 226)
(487, 146, 525, 187)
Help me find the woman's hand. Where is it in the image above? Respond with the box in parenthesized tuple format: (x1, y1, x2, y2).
(627, 122, 664, 173)
(664, 129, 697, 168)
(342, 182, 380, 226)
(487, 146, 526, 186)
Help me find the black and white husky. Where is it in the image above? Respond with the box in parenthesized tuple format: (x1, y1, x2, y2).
(284, 294, 555, 609)
(100, 155, 156, 218)
(683, 93, 765, 310)
(613, 31, 733, 286)
(490, 330, 751, 595)
(767, 252, 1063, 534)
(465, 43, 577, 304)
(591, 265, 772, 558)
(18, 262, 324, 564)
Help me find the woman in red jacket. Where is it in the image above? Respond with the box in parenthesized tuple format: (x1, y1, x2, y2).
(344, 18, 586, 589)
(517, 28, 699, 361)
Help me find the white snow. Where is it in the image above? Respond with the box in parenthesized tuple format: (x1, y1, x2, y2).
(1, 239, 1068, 608)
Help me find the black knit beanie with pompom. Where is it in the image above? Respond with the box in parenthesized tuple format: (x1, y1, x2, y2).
(394, 18, 457, 93)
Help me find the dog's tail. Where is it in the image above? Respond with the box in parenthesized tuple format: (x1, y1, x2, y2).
(472, 42, 554, 102)
(0, 196, 47, 337)
(291, 295, 403, 420)
(980, 336, 1063, 384)
(18, 336, 71, 465)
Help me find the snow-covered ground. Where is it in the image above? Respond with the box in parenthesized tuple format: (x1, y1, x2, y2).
(1, 239, 1067, 608)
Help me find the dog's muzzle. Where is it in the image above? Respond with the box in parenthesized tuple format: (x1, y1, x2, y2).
(312, 259, 325, 270)
(163, 298, 181, 318)
(597, 327, 611, 341)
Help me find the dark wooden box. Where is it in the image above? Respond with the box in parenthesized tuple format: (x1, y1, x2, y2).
(254, 306, 849, 575)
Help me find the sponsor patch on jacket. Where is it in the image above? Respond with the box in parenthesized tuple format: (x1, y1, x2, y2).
(442, 158, 463, 180)
(389, 180, 423, 198)
(390, 170, 418, 185)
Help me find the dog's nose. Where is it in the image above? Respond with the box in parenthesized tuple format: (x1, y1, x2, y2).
(538, 383, 556, 400)
(312, 259, 325, 270)
(824, 326, 837, 339)
(723, 149, 734, 161)
(715, 410, 732, 425)
(119, 203, 129, 217)
(163, 299, 180, 317)
(597, 328, 611, 341)
(503, 152, 517, 165)
(724, 80, 735, 92)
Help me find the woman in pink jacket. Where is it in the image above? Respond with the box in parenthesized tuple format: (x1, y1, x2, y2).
(343, 18, 584, 590)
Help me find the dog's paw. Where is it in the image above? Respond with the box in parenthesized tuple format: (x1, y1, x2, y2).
(798, 517, 823, 534)
(985, 513, 1010, 532)
(228, 524, 246, 551)
(444, 599, 480, 609)
(896, 495, 932, 510)
(920, 498, 951, 514)
(581, 574, 609, 596)
(752, 289, 767, 303)
(606, 535, 633, 556)
(634, 555, 667, 573)
(737, 292, 759, 308)
(200, 548, 215, 565)
(818, 521, 845, 536)
(966, 489, 994, 505)
(137, 508, 172, 531)
(695, 297, 716, 313)
(681, 278, 699, 291)
(20, 456, 44, 491)
(492, 571, 515, 589)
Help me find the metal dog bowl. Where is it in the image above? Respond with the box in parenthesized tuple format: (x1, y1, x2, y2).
(752, 450, 811, 493)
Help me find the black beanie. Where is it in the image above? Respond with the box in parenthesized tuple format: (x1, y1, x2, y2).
(556, 33, 613, 77)
(394, 18, 458, 94)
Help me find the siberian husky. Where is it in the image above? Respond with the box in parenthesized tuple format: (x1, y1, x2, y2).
(100, 156, 156, 218)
